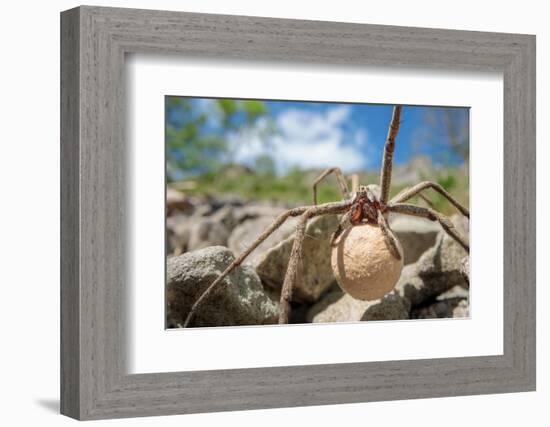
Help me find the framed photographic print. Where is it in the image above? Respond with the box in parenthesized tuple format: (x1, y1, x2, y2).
(60, 5, 536, 420)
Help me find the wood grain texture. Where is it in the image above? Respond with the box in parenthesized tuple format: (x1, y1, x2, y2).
(60, 7, 80, 419)
(60, 5, 536, 420)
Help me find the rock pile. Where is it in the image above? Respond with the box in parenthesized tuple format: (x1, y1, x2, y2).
(165, 189, 470, 327)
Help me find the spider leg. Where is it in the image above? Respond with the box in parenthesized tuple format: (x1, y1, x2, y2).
(390, 181, 469, 218)
(387, 203, 469, 253)
(279, 214, 308, 324)
(183, 205, 308, 327)
(279, 200, 352, 324)
(379, 105, 403, 205)
(350, 173, 360, 194)
(312, 167, 350, 205)
(417, 193, 437, 210)
(330, 211, 351, 247)
(377, 211, 402, 260)
(184, 200, 352, 327)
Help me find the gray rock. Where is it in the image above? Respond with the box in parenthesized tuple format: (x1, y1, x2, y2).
(389, 214, 440, 265)
(232, 204, 288, 223)
(361, 293, 411, 321)
(308, 292, 410, 323)
(460, 257, 470, 284)
(395, 221, 470, 307)
(452, 298, 470, 318)
(166, 210, 233, 255)
(187, 221, 229, 252)
(227, 215, 298, 265)
(208, 193, 246, 209)
(209, 205, 238, 232)
(193, 203, 215, 217)
(166, 188, 194, 216)
(437, 285, 469, 301)
(166, 214, 192, 256)
(166, 246, 279, 327)
(256, 214, 340, 303)
(411, 297, 469, 319)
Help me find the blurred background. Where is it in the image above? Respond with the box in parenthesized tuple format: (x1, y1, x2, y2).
(165, 97, 469, 214)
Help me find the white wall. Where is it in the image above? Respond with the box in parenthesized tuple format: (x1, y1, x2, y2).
(0, 0, 546, 425)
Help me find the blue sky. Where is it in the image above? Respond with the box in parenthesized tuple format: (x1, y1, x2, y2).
(168, 98, 469, 175)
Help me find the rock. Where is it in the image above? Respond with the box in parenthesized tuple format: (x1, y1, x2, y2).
(208, 193, 246, 209)
(186, 219, 230, 252)
(389, 214, 440, 264)
(361, 293, 411, 321)
(209, 205, 238, 232)
(227, 215, 297, 265)
(411, 298, 469, 319)
(256, 214, 340, 303)
(288, 302, 311, 324)
(452, 213, 470, 235)
(232, 204, 288, 223)
(438, 285, 469, 300)
(166, 246, 279, 327)
(460, 257, 470, 284)
(166, 188, 194, 216)
(192, 203, 215, 217)
(394, 224, 469, 307)
(452, 298, 470, 318)
(166, 214, 192, 255)
(166, 207, 236, 255)
(307, 292, 345, 322)
(308, 292, 410, 323)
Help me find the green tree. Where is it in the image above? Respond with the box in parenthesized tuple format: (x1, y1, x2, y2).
(165, 97, 268, 181)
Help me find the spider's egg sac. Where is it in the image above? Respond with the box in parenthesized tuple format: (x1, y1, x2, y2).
(331, 223, 404, 301)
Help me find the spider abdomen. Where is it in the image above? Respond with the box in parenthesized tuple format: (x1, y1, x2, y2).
(331, 223, 404, 301)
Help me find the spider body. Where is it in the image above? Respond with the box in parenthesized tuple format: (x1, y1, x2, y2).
(183, 105, 470, 327)
(350, 185, 383, 225)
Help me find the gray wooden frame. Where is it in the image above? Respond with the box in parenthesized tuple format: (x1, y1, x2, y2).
(60, 5, 536, 420)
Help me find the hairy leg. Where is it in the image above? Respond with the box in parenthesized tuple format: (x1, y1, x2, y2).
(387, 203, 469, 252)
(184, 200, 352, 327)
(312, 167, 350, 205)
(279, 200, 352, 324)
(392, 187, 438, 211)
(279, 213, 308, 324)
(390, 181, 470, 218)
(330, 211, 351, 246)
(379, 105, 403, 205)
(377, 211, 402, 260)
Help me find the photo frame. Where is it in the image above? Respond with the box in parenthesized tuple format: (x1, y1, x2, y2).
(60, 5, 535, 420)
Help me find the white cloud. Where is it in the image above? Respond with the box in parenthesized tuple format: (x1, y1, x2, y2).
(230, 105, 368, 174)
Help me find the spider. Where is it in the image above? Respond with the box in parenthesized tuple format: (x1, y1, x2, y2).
(183, 105, 469, 327)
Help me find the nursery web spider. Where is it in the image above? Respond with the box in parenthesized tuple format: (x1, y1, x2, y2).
(183, 105, 469, 327)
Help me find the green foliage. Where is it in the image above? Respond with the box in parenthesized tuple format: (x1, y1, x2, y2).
(188, 167, 340, 205)
(254, 154, 276, 177)
(390, 168, 469, 215)
(181, 166, 468, 216)
(165, 97, 269, 181)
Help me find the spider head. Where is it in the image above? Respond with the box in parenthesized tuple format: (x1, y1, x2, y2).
(353, 184, 381, 203)
(350, 184, 382, 225)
